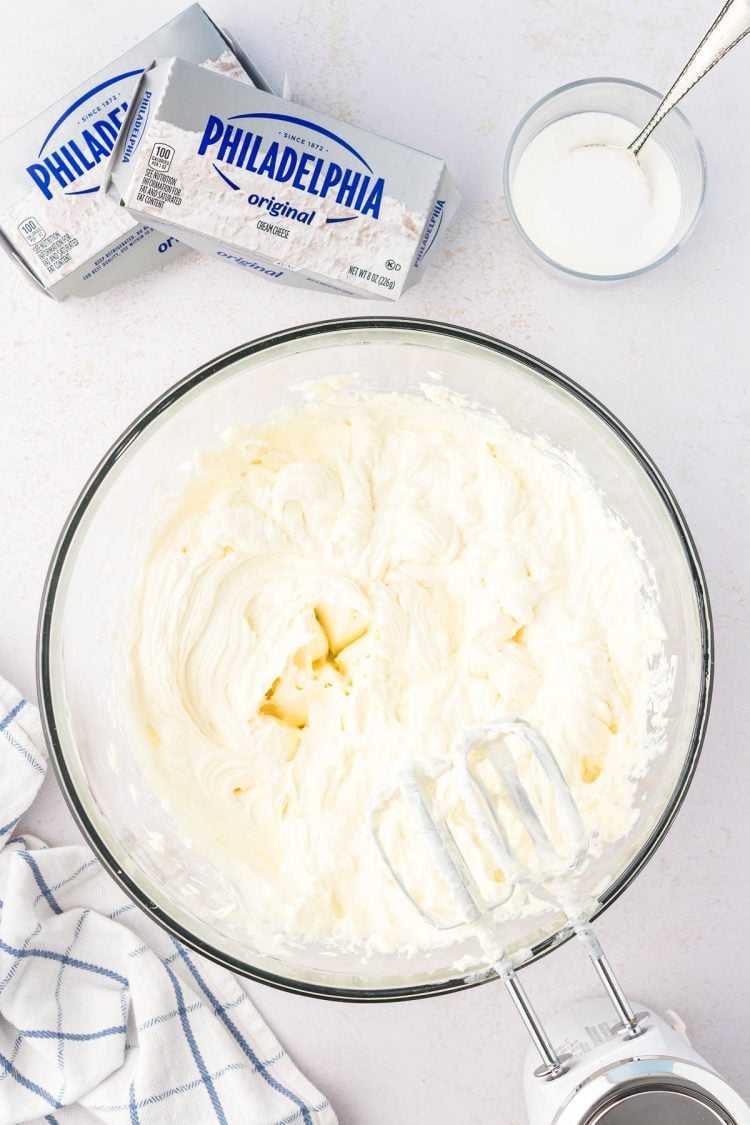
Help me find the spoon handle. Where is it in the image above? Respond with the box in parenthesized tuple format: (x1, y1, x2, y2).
(630, 0, 750, 154)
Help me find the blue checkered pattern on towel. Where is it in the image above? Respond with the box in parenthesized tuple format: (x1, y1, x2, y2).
(0, 677, 336, 1125)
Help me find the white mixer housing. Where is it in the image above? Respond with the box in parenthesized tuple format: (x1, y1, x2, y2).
(523, 997, 750, 1124)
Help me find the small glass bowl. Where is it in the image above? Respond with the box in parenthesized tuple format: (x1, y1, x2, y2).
(503, 77, 707, 281)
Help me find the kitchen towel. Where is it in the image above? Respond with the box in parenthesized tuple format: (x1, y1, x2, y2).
(0, 675, 337, 1125)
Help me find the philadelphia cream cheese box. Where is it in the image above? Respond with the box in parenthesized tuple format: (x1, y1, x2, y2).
(0, 5, 263, 300)
(109, 58, 460, 299)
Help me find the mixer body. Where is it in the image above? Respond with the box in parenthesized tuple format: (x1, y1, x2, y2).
(523, 997, 750, 1124)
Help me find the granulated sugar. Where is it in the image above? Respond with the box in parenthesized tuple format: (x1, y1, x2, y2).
(511, 112, 682, 276)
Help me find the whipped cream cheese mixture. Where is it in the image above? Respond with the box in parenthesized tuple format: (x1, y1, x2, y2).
(127, 384, 670, 957)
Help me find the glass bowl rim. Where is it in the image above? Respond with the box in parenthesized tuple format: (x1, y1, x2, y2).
(36, 316, 714, 1002)
(503, 76, 708, 282)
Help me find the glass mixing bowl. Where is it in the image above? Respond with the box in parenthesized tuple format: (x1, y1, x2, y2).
(38, 318, 712, 1000)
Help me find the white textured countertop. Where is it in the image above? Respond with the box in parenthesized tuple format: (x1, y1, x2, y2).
(1, 2, 749, 1121)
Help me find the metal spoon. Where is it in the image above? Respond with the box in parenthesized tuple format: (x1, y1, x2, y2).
(630, 0, 750, 155)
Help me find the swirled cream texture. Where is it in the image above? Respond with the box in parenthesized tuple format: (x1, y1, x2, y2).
(127, 388, 669, 955)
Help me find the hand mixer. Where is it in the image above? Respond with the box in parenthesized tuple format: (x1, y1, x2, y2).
(369, 720, 750, 1124)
